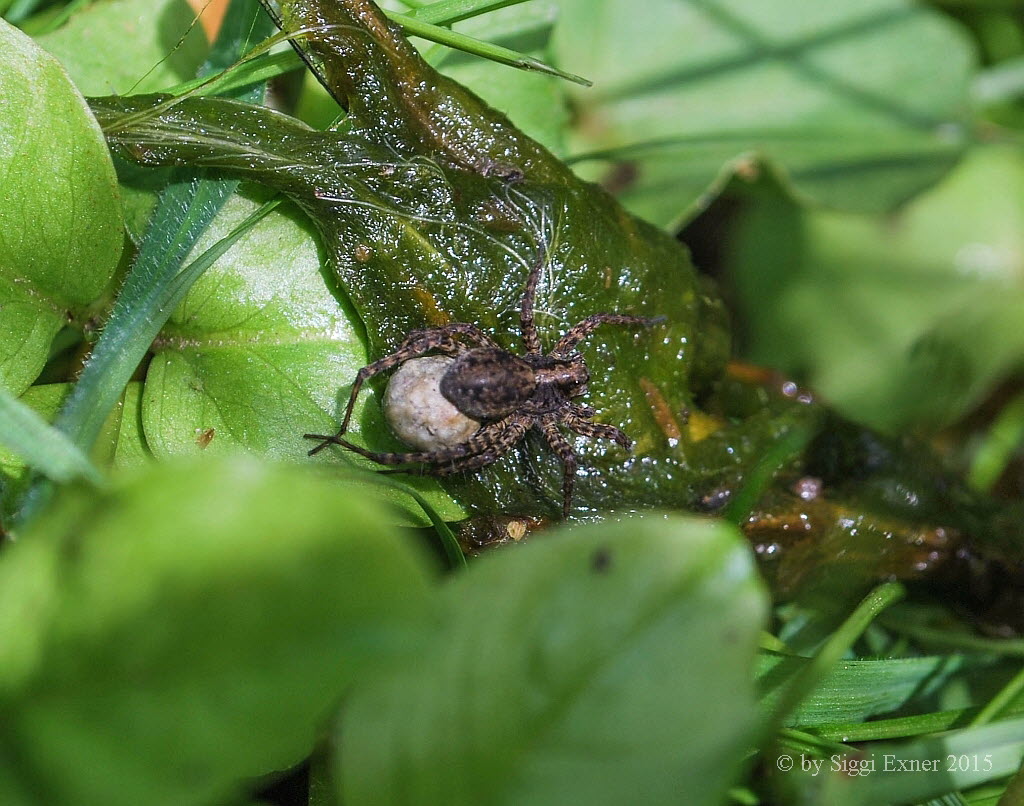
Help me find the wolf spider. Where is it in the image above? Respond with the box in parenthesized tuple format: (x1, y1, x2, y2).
(304, 252, 661, 517)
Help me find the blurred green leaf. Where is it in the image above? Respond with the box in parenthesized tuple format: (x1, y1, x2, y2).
(1, 387, 72, 520)
(0, 457, 437, 806)
(141, 189, 467, 524)
(729, 146, 1024, 433)
(35, 0, 208, 96)
(0, 19, 123, 395)
(552, 0, 977, 228)
(339, 513, 767, 806)
(0, 382, 155, 538)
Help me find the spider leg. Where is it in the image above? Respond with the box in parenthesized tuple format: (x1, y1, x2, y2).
(306, 323, 500, 455)
(538, 416, 578, 519)
(563, 409, 633, 450)
(416, 417, 531, 476)
(551, 313, 664, 358)
(519, 250, 545, 355)
(571, 403, 596, 419)
(310, 414, 528, 469)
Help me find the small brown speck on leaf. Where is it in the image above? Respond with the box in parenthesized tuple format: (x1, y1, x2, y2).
(195, 428, 215, 449)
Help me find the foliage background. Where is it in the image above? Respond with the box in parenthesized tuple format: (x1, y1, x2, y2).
(1, 1, 1024, 805)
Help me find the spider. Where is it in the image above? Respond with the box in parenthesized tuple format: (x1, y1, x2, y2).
(304, 253, 662, 517)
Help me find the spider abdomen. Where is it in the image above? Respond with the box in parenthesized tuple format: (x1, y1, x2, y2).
(440, 347, 537, 421)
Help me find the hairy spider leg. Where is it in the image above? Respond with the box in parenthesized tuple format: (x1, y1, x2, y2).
(551, 313, 663, 359)
(305, 323, 501, 456)
(563, 408, 633, 450)
(538, 416, 578, 518)
(406, 416, 532, 477)
(519, 250, 545, 355)
(318, 414, 528, 470)
(375, 439, 527, 478)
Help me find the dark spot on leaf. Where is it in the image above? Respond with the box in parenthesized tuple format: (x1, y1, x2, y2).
(601, 161, 638, 194)
(591, 547, 613, 573)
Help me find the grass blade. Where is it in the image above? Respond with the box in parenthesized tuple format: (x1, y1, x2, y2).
(404, 0, 533, 26)
(762, 582, 907, 733)
(387, 9, 590, 86)
(0, 387, 103, 486)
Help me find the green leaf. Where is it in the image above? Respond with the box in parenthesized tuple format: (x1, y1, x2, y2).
(338, 513, 767, 806)
(729, 146, 1024, 433)
(141, 190, 467, 524)
(0, 457, 437, 806)
(552, 0, 977, 228)
(0, 19, 123, 395)
(34, 0, 209, 96)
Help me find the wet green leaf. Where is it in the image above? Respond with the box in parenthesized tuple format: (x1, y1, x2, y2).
(339, 513, 767, 806)
(35, 0, 208, 96)
(729, 146, 1024, 433)
(0, 457, 437, 806)
(88, 0, 746, 518)
(552, 0, 977, 228)
(0, 20, 123, 394)
(90, 0, 984, 535)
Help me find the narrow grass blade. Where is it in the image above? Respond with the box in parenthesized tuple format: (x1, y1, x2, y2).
(404, 0, 532, 26)
(968, 391, 1024, 493)
(387, 10, 590, 86)
(762, 582, 907, 733)
(970, 665, 1024, 728)
(396, 484, 466, 569)
(0, 388, 103, 486)
(723, 418, 817, 524)
(2, 0, 42, 24)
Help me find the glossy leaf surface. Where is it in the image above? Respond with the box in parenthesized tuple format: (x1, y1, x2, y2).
(142, 189, 466, 522)
(89, 0, 752, 519)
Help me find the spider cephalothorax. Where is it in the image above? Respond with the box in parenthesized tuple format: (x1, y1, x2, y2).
(305, 253, 662, 517)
